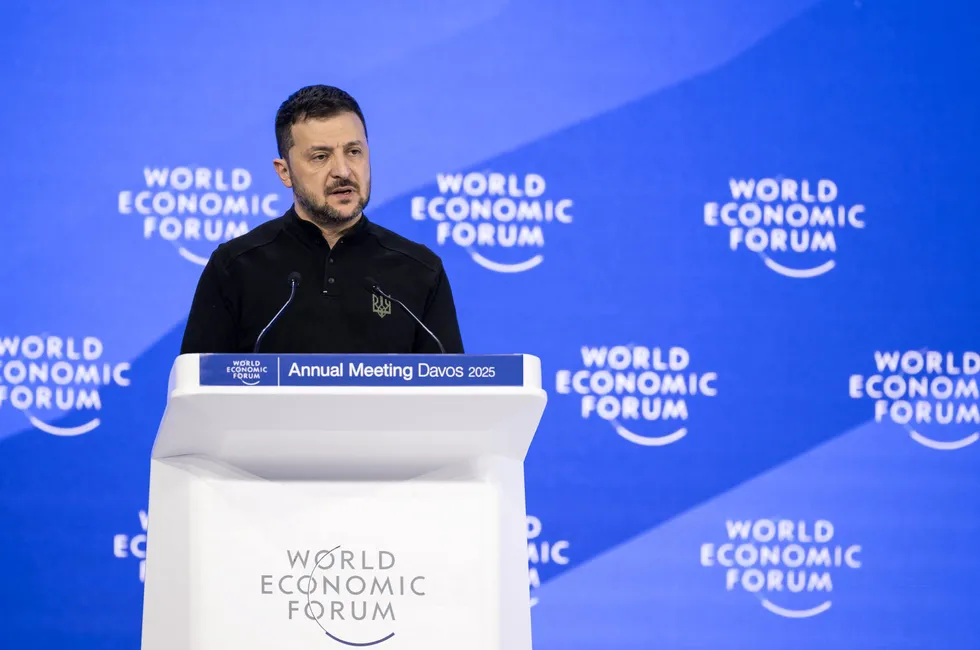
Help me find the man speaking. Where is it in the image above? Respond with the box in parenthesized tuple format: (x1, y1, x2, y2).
(179, 85, 464, 355)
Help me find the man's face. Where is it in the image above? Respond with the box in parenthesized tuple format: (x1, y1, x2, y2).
(274, 112, 371, 228)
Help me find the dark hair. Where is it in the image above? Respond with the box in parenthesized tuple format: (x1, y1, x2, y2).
(275, 85, 367, 159)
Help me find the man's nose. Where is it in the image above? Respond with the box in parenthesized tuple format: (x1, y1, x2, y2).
(329, 156, 351, 178)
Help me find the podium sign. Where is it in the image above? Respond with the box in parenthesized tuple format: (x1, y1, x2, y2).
(141, 353, 547, 650)
(198, 353, 525, 387)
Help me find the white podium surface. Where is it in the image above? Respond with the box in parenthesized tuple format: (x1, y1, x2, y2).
(141, 353, 547, 650)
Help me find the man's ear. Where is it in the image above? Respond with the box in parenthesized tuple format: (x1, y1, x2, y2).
(272, 157, 292, 188)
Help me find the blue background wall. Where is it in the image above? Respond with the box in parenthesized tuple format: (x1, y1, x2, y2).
(1, 1, 979, 647)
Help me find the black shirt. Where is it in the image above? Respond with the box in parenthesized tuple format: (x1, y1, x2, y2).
(179, 206, 464, 354)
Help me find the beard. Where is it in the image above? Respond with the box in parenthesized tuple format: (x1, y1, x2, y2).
(293, 177, 370, 228)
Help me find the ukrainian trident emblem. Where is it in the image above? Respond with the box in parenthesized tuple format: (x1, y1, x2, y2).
(372, 294, 392, 318)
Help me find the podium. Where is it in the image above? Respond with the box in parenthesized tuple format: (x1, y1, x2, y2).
(140, 353, 547, 650)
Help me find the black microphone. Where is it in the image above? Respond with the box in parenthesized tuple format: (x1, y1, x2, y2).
(363, 276, 446, 353)
(254, 272, 302, 353)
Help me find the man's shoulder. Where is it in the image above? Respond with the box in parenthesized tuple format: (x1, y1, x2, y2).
(367, 219, 443, 274)
(209, 216, 288, 269)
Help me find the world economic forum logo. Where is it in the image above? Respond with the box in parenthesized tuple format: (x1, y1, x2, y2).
(555, 344, 718, 446)
(260, 545, 426, 646)
(527, 515, 570, 607)
(226, 358, 273, 386)
(849, 349, 979, 451)
(703, 177, 866, 278)
(410, 172, 573, 273)
(198, 356, 277, 386)
(701, 519, 861, 618)
(0, 335, 130, 436)
(118, 166, 280, 265)
(113, 509, 148, 583)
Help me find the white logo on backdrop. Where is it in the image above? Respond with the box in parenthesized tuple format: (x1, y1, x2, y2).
(556, 345, 718, 446)
(704, 178, 866, 278)
(119, 166, 280, 265)
(411, 172, 573, 273)
(849, 350, 979, 450)
(701, 519, 861, 618)
(0, 335, 130, 436)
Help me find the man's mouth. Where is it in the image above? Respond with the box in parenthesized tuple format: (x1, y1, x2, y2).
(330, 186, 356, 197)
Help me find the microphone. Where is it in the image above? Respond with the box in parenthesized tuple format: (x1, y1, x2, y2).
(363, 276, 446, 353)
(254, 272, 302, 353)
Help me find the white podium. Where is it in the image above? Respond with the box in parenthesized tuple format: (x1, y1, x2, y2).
(140, 353, 546, 650)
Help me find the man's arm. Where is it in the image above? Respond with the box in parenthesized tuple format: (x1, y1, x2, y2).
(179, 255, 239, 354)
(414, 265, 464, 354)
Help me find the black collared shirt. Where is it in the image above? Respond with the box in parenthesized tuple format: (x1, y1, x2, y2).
(179, 206, 464, 354)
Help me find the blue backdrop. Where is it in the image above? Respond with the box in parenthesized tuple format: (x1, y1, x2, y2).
(2, 0, 979, 647)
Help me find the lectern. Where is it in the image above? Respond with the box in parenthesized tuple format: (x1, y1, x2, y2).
(140, 353, 546, 650)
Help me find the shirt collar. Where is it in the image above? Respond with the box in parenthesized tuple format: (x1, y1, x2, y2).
(284, 204, 372, 248)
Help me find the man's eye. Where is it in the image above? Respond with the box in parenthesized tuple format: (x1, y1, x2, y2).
(349, 149, 361, 156)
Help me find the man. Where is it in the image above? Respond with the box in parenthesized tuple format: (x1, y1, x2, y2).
(179, 85, 464, 354)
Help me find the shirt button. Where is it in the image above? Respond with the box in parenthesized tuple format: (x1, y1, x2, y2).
(327, 277, 335, 284)
(328, 258, 335, 264)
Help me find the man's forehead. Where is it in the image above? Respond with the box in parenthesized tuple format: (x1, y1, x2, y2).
(291, 113, 366, 146)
